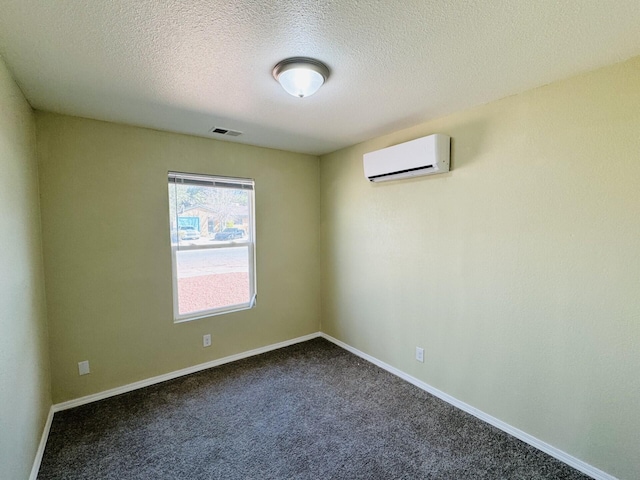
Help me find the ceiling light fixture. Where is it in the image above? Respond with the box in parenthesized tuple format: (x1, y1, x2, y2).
(272, 57, 330, 98)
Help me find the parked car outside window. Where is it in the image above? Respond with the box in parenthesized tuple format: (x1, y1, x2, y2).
(179, 225, 200, 240)
(214, 227, 244, 240)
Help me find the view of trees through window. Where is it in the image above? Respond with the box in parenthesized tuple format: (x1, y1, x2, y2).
(170, 184, 248, 233)
(168, 173, 255, 320)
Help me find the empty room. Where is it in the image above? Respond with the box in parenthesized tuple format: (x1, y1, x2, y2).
(1, 1, 639, 479)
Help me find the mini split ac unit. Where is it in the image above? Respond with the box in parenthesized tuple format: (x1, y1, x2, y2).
(363, 133, 451, 182)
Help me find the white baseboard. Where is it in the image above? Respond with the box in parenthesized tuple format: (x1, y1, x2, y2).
(29, 405, 54, 480)
(53, 332, 321, 412)
(319, 332, 617, 480)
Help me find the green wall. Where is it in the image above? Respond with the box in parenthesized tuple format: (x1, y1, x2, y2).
(6, 51, 639, 479)
(320, 56, 640, 479)
(36, 113, 321, 403)
(0, 57, 51, 479)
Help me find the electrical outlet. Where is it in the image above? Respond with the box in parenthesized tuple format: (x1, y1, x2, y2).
(415, 347, 424, 363)
(203, 334, 212, 347)
(78, 360, 90, 375)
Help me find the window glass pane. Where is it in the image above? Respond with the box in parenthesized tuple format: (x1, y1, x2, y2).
(175, 247, 250, 315)
(168, 172, 255, 321)
(168, 180, 251, 245)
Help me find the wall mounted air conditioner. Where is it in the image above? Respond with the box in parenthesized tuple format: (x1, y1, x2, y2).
(363, 133, 450, 182)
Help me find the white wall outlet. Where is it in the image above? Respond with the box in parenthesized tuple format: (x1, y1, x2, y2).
(78, 360, 90, 375)
(203, 334, 212, 347)
(415, 347, 424, 363)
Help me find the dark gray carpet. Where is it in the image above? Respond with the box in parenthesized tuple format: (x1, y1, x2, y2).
(38, 338, 590, 479)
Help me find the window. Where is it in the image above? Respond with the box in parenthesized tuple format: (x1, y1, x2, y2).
(168, 172, 256, 322)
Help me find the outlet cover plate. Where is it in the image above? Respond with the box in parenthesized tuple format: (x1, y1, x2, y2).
(203, 334, 212, 347)
(78, 360, 90, 375)
(415, 347, 424, 363)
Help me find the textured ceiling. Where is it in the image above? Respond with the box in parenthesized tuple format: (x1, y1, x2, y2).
(1, 1, 640, 155)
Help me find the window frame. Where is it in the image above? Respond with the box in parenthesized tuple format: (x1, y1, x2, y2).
(168, 171, 257, 323)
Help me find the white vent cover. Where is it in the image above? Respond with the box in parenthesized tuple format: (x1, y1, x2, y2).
(210, 127, 243, 137)
(364, 134, 450, 182)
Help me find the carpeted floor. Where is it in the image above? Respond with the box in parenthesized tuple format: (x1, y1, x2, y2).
(38, 338, 590, 479)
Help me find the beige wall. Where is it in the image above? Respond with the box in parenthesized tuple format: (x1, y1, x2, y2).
(36, 113, 320, 403)
(320, 56, 640, 479)
(7, 48, 638, 479)
(0, 57, 51, 479)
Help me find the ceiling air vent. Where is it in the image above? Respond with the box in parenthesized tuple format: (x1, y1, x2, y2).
(210, 127, 243, 137)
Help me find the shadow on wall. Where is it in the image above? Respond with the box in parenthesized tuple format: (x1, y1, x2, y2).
(448, 119, 488, 171)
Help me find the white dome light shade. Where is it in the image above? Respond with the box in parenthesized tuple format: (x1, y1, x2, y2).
(278, 67, 324, 98)
(273, 57, 330, 98)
